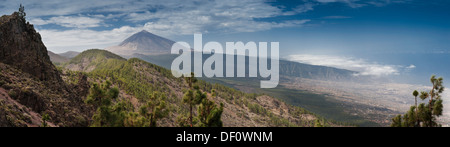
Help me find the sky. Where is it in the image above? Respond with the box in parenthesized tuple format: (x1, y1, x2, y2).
(1, 0, 449, 78)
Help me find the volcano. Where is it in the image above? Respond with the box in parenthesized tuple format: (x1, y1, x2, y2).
(106, 30, 175, 56)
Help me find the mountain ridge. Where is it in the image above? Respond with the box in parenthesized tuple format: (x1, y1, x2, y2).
(106, 30, 359, 81)
(63, 49, 126, 72)
(106, 30, 175, 56)
(48, 51, 69, 64)
(59, 51, 80, 59)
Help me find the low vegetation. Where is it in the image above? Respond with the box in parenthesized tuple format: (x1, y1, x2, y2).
(60, 49, 331, 127)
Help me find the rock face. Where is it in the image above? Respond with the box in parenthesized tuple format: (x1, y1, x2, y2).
(0, 12, 62, 84)
(106, 30, 175, 56)
(0, 12, 92, 127)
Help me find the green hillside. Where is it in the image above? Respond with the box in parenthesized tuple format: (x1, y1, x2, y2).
(59, 49, 346, 127)
(63, 49, 126, 72)
(69, 49, 125, 64)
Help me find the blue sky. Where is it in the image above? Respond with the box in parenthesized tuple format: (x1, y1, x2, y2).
(1, 0, 449, 77)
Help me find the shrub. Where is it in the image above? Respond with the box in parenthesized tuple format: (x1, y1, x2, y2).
(8, 90, 17, 98)
(2, 83, 13, 90)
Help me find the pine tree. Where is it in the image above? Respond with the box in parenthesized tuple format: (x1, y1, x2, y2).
(182, 72, 202, 127)
(41, 113, 50, 127)
(18, 4, 26, 20)
(205, 103, 224, 127)
(139, 92, 169, 127)
(176, 115, 191, 127)
(413, 90, 419, 127)
(391, 115, 402, 127)
(197, 89, 224, 127)
(211, 89, 217, 100)
(314, 119, 323, 127)
(391, 75, 444, 127)
(85, 81, 120, 127)
(123, 112, 145, 127)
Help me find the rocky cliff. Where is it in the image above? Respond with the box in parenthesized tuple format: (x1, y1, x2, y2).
(0, 12, 62, 85)
(0, 12, 92, 127)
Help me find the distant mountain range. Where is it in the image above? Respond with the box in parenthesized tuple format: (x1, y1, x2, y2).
(48, 51, 79, 65)
(48, 51, 69, 64)
(59, 51, 80, 59)
(104, 30, 359, 82)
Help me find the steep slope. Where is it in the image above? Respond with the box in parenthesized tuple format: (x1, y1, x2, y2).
(65, 50, 340, 127)
(0, 63, 91, 127)
(106, 30, 175, 56)
(0, 12, 92, 127)
(279, 60, 357, 81)
(0, 12, 62, 84)
(48, 51, 69, 64)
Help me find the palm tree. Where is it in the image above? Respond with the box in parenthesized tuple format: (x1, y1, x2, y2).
(413, 90, 419, 126)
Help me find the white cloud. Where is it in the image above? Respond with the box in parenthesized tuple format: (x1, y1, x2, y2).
(283, 2, 315, 15)
(37, 26, 141, 53)
(37, 20, 312, 53)
(123, 0, 311, 35)
(0, 0, 313, 51)
(0, 0, 164, 17)
(286, 54, 407, 76)
(406, 64, 416, 69)
(30, 16, 104, 28)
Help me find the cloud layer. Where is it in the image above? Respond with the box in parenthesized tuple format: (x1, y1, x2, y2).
(31, 16, 104, 28)
(287, 54, 415, 76)
(0, 0, 407, 52)
(0, 0, 317, 52)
